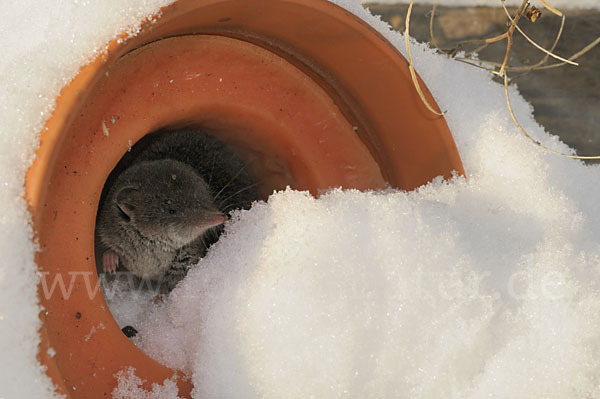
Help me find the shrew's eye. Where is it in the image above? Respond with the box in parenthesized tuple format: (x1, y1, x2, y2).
(169, 209, 176, 215)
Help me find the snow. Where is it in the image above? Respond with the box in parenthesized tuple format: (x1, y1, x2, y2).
(0, 1, 175, 398)
(0, 0, 599, 398)
(120, 1, 600, 398)
(112, 368, 181, 399)
(134, 183, 600, 397)
(362, 0, 600, 11)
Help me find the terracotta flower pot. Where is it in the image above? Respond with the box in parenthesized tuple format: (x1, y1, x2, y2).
(25, 0, 464, 397)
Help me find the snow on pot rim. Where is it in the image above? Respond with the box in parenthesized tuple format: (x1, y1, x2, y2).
(25, 0, 464, 397)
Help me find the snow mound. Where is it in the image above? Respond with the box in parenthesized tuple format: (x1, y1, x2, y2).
(122, 2, 600, 397)
(1, 0, 599, 398)
(0, 1, 175, 398)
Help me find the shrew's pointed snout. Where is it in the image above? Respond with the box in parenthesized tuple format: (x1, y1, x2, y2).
(203, 212, 226, 229)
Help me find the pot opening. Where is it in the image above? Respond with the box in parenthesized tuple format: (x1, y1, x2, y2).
(94, 126, 267, 336)
(85, 32, 386, 343)
(29, 3, 463, 396)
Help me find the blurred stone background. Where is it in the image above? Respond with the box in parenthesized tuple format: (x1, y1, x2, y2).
(365, 3, 600, 161)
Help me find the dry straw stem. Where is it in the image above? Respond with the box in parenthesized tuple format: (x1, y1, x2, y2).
(499, 0, 600, 159)
(529, 36, 600, 71)
(497, 0, 529, 76)
(506, 13, 564, 80)
(454, 34, 599, 77)
(501, 1, 576, 67)
(502, 73, 599, 159)
(428, 0, 599, 73)
(405, 0, 445, 116)
(540, 0, 563, 17)
(419, 0, 600, 159)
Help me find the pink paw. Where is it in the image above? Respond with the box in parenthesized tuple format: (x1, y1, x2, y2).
(102, 250, 119, 274)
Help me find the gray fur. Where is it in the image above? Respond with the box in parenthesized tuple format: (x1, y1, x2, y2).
(96, 130, 260, 292)
(96, 159, 223, 281)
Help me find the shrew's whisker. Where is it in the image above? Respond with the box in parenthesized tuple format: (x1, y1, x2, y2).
(213, 164, 248, 202)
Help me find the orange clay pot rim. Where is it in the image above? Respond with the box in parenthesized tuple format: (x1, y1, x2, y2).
(26, 1, 464, 398)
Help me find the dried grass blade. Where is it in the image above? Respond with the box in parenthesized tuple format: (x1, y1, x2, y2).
(502, 4, 578, 66)
(405, 0, 444, 116)
(527, 36, 600, 71)
(540, 0, 563, 17)
(498, 0, 529, 75)
(429, 0, 443, 52)
(503, 74, 600, 159)
(511, 14, 565, 79)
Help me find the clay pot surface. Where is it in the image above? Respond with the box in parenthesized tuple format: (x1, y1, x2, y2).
(26, 0, 464, 397)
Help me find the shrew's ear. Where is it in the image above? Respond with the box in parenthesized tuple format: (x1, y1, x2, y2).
(115, 186, 138, 220)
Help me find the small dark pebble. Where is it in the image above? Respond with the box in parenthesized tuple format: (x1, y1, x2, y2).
(75, 312, 82, 319)
(122, 325, 138, 338)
